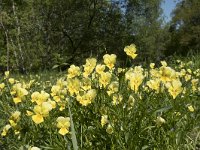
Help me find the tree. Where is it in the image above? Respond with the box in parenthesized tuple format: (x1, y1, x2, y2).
(125, 0, 166, 62)
(0, 0, 167, 72)
(167, 0, 200, 55)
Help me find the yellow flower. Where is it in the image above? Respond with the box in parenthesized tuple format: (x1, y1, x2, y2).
(81, 77, 92, 91)
(4, 71, 9, 78)
(1, 124, 11, 137)
(32, 102, 52, 124)
(155, 116, 166, 127)
(32, 114, 43, 124)
(117, 68, 125, 73)
(67, 78, 80, 96)
(180, 69, 186, 76)
(129, 73, 144, 93)
(185, 74, 191, 81)
(124, 44, 137, 59)
(167, 79, 183, 99)
(99, 72, 112, 88)
(13, 97, 22, 104)
(150, 68, 160, 78)
(56, 116, 70, 135)
(26, 110, 34, 116)
(0, 83, 5, 89)
(187, 69, 192, 74)
(134, 66, 144, 73)
(51, 82, 66, 103)
(24, 79, 35, 89)
(51, 85, 61, 97)
(77, 89, 96, 106)
(106, 124, 114, 134)
(56, 78, 67, 88)
(112, 93, 123, 105)
(83, 58, 97, 77)
(159, 66, 176, 83)
(161, 61, 167, 67)
(9, 111, 21, 127)
(48, 99, 56, 109)
(146, 79, 160, 93)
(11, 83, 28, 104)
(180, 62, 185, 68)
(53, 96, 61, 102)
(9, 78, 15, 84)
(103, 54, 116, 69)
(9, 120, 17, 128)
(107, 81, 119, 96)
(101, 115, 108, 127)
(31, 91, 50, 105)
(194, 69, 200, 76)
(188, 105, 194, 112)
(125, 68, 134, 80)
(191, 79, 199, 92)
(67, 65, 80, 78)
(150, 63, 155, 69)
(31, 91, 40, 102)
(57, 100, 67, 111)
(95, 64, 106, 75)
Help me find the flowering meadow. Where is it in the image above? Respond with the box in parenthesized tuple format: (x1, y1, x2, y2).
(0, 44, 200, 150)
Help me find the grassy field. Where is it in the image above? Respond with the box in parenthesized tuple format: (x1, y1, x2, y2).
(0, 45, 200, 150)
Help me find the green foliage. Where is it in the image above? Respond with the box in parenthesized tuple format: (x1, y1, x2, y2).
(0, 0, 166, 72)
(166, 0, 200, 55)
(1, 0, 199, 72)
(126, 0, 167, 61)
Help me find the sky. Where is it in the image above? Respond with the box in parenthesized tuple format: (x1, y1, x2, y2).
(161, 0, 179, 22)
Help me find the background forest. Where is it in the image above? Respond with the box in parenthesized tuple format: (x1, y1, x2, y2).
(0, 0, 200, 72)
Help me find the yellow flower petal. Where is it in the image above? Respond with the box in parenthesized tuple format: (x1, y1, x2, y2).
(32, 114, 44, 124)
(13, 97, 22, 104)
(59, 128, 69, 135)
(188, 105, 194, 112)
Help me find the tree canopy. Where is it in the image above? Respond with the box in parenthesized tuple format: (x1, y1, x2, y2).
(166, 0, 200, 55)
(0, 0, 199, 72)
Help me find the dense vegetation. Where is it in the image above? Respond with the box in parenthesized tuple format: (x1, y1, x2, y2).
(0, 1, 200, 149)
(0, 0, 200, 72)
(0, 45, 200, 149)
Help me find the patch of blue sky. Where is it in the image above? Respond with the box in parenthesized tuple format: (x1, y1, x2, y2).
(161, 0, 180, 22)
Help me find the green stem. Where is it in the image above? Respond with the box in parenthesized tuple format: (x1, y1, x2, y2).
(68, 99, 78, 150)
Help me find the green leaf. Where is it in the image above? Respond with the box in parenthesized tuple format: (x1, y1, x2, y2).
(52, 65, 59, 69)
(68, 99, 78, 150)
(154, 106, 172, 114)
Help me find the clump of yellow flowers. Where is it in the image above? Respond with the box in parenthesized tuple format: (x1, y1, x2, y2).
(10, 83, 28, 104)
(67, 65, 81, 78)
(9, 111, 21, 127)
(76, 89, 97, 106)
(0, 43, 200, 149)
(83, 58, 97, 77)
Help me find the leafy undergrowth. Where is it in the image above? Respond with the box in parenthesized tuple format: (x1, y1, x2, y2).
(0, 45, 200, 150)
